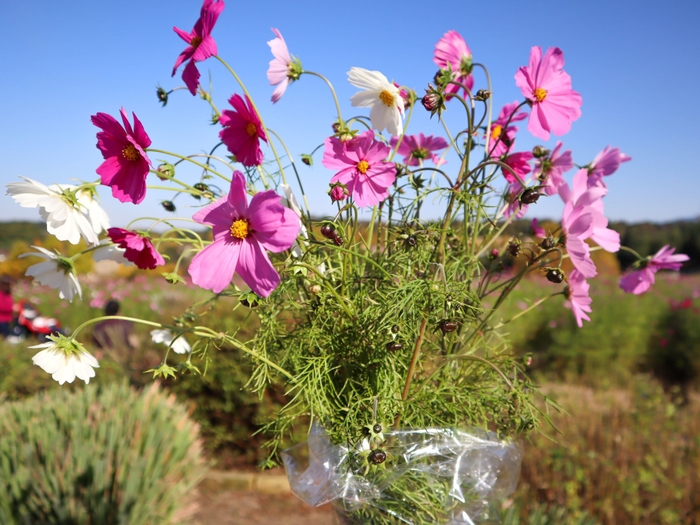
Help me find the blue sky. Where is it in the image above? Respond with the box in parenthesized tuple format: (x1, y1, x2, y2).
(1, 0, 699, 227)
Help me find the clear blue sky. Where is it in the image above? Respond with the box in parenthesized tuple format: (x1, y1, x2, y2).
(1, 0, 699, 227)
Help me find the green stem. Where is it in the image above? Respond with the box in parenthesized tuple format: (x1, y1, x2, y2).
(302, 70, 343, 123)
(147, 149, 228, 182)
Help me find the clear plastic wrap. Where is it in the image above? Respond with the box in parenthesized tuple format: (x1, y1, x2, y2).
(282, 423, 523, 524)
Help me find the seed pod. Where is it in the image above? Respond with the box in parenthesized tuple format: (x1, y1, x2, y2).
(373, 424, 382, 434)
(440, 320, 458, 333)
(546, 268, 565, 284)
(386, 341, 403, 352)
(320, 224, 336, 239)
(368, 449, 387, 465)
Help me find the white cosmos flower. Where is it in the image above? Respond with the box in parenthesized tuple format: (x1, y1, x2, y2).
(348, 67, 404, 136)
(151, 329, 191, 354)
(31, 338, 99, 385)
(6, 177, 108, 245)
(20, 246, 82, 301)
(92, 239, 133, 266)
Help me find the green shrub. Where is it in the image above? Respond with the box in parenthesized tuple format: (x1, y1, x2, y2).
(0, 382, 207, 525)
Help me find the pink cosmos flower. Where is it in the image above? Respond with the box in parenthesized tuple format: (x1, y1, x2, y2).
(433, 30, 474, 98)
(267, 28, 301, 103)
(219, 94, 268, 167)
(586, 146, 632, 188)
(107, 228, 165, 270)
(488, 101, 528, 158)
(188, 171, 300, 296)
(619, 245, 689, 295)
(172, 0, 225, 95)
(501, 151, 533, 184)
(531, 218, 546, 238)
(565, 269, 592, 327)
(535, 141, 574, 195)
(92, 108, 152, 205)
(515, 46, 583, 141)
(389, 133, 448, 167)
(503, 182, 529, 219)
(322, 130, 396, 208)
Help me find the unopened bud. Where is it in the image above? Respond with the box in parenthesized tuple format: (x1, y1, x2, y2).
(161, 200, 176, 212)
(532, 146, 550, 158)
(546, 268, 565, 284)
(320, 224, 336, 240)
(156, 163, 175, 180)
(156, 86, 169, 107)
(440, 320, 458, 333)
(333, 235, 344, 246)
(540, 237, 556, 250)
(329, 184, 348, 203)
(475, 89, 491, 101)
(309, 284, 322, 295)
(520, 189, 541, 205)
(490, 249, 499, 259)
(301, 154, 313, 166)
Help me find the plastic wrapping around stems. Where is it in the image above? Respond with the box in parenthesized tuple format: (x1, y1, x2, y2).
(282, 423, 523, 524)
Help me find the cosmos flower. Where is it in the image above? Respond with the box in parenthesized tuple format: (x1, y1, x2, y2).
(172, 0, 225, 95)
(619, 245, 689, 295)
(188, 171, 300, 296)
(92, 239, 133, 266)
(487, 101, 528, 158)
(322, 130, 396, 208)
(267, 28, 302, 103)
(565, 269, 592, 328)
(348, 67, 404, 136)
(586, 146, 632, 188)
(91, 108, 152, 204)
(107, 228, 165, 270)
(501, 151, 533, 184)
(515, 46, 582, 141)
(433, 30, 474, 98)
(31, 337, 99, 385)
(531, 218, 546, 238)
(151, 329, 192, 354)
(20, 246, 82, 302)
(219, 94, 268, 167)
(389, 133, 448, 166)
(534, 141, 574, 195)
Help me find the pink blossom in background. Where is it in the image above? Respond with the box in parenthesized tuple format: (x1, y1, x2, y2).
(535, 141, 574, 195)
(558, 184, 598, 278)
(570, 170, 620, 254)
(220, 94, 268, 167)
(91, 108, 152, 204)
(267, 28, 296, 103)
(322, 130, 396, 208)
(172, 0, 225, 95)
(619, 245, 690, 295)
(433, 30, 474, 98)
(393, 82, 412, 108)
(487, 101, 528, 158)
(107, 228, 165, 270)
(503, 182, 528, 219)
(586, 146, 632, 188)
(501, 151, 533, 184)
(565, 269, 592, 327)
(515, 46, 582, 141)
(188, 171, 300, 296)
(389, 133, 448, 167)
(531, 218, 546, 238)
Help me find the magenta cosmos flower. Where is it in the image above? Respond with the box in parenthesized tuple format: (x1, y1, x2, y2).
(515, 46, 582, 141)
(488, 101, 528, 158)
(219, 94, 268, 167)
(107, 228, 165, 270)
(565, 269, 592, 327)
(501, 151, 533, 184)
(267, 28, 302, 103)
(188, 171, 300, 296)
(433, 30, 474, 98)
(172, 0, 225, 95)
(322, 130, 396, 208)
(586, 146, 632, 188)
(92, 108, 152, 205)
(535, 141, 574, 195)
(620, 245, 689, 295)
(389, 133, 448, 167)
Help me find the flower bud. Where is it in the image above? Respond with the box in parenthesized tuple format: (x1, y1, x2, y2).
(320, 224, 336, 239)
(333, 235, 344, 246)
(490, 249, 499, 259)
(520, 189, 541, 205)
(386, 341, 403, 352)
(368, 449, 387, 465)
(507, 239, 521, 257)
(532, 146, 550, 158)
(156, 162, 175, 180)
(301, 154, 313, 166)
(475, 89, 491, 101)
(329, 184, 349, 203)
(240, 292, 260, 308)
(405, 235, 417, 248)
(440, 320, 458, 333)
(373, 423, 382, 434)
(156, 86, 169, 107)
(540, 237, 556, 250)
(211, 114, 220, 125)
(309, 284, 322, 295)
(546, 268, 565, 284)
(161, 200, 176, 212)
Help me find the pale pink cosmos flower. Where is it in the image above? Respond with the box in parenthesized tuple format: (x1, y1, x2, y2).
(220, 94, 268, 167)
(433, 30, 474, 98)
(322, 130, 396, 208)
(515, 46, 583, 141)
(267, 28, 301, 103)
(389, 133, 448, 167)
(535, 141, 574, 195)
(619, 245, 689, 295)
(586, 146, 632, 188)
(188, 171, 300, 296)
(92, 108, 152, 205)
(565, 269, 592, 327)
(172, 0, 225, 95)
(107, 228, 165, 270)
(487, 101, 528, 158)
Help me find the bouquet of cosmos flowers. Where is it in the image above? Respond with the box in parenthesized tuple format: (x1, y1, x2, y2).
(5, 1, 689, 523)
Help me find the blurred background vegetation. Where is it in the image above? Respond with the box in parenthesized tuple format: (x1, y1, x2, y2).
(0, 219, 698, 524)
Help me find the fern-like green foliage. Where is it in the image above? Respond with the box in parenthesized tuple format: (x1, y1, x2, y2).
(0, 382, 207, 525)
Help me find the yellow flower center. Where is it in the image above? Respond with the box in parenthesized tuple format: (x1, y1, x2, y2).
(245, 122, 258, 137)
(230, 219, 251, 239)
(378, 90, 395, 107)
(534, 87, 547, 102)
(491, 125, 503, 141)
(356, 160, 370, 174)
(190, 36, 202, 49)
(121, 144, 140, 162)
